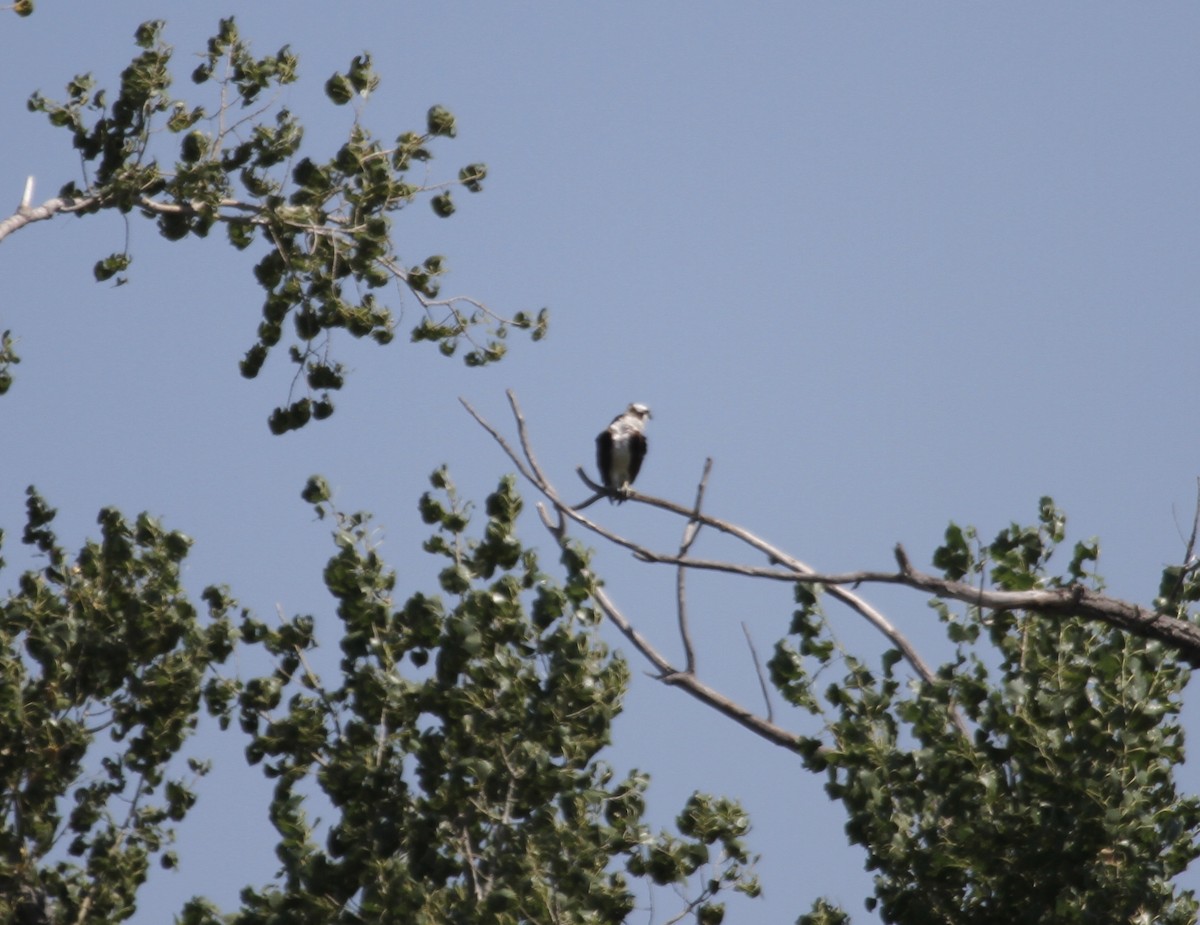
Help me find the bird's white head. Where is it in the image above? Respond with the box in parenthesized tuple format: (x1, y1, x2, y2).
(628, 402, 652, 420)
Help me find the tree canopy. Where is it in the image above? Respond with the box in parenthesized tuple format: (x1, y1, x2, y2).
(3, 9, 1199, 925)
(4, 16, 545, 431)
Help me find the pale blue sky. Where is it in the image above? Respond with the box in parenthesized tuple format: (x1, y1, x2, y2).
(3, 4, 1199, 922)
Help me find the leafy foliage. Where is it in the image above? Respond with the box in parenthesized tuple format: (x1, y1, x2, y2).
(20, 18, 547, 431)
(0, 488, 236, 924)
(8, 10, 1200, 925)
(175, 472, 758, 924)
(0, 329, 19, 395)
(770, 498, 1200, 924)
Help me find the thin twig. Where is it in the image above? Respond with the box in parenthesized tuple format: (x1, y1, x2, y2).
(742, 622, 774, 724)
(1167, 477, 1200, 605)
(1186, 477, 1200, 567)
(459, 396, 543, 489)
(676, 459, 712, 673)
(592, 579, 804, 752)
(533, 495, 803, 751)
(505, 389, 553, 491)
(574, 468, 944, 691)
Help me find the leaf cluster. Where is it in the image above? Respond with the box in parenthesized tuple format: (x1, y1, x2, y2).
(0, 329, 19, 396)
(175, 471, 759, 924)
(771, 498, 1200, 924)
(0, 488, 236, 925)
(22, 18, 546, 431)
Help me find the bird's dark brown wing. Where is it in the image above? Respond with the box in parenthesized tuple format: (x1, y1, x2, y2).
(596, 430, 614, 489)
(627, 432, 647, 484)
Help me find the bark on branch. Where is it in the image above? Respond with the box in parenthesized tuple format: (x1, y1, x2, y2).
(0, 177, 97, 244)
(462, 392, 972, 746)
(465, 390, 1200, 756)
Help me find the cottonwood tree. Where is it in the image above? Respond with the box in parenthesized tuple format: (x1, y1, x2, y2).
(468, 391, 1200, 925)
(1, 13, 757, 925)
(1, 16, 546, 429)
(0, 491, 237, 924)
(0, 477, 760, 925)
(8, 10, 1198, 925)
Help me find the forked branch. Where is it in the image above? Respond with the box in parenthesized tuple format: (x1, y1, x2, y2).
(463, 392, 941, 684)
(466, 392, 1200, 756)
(462, 391, 965, 746)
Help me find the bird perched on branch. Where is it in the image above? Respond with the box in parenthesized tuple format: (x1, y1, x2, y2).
(596, 402, 651, 502)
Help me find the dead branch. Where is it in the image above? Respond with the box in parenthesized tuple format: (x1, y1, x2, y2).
(675, 459, 712, 673)
(466, 392, 1200, 734)
(465, 391, 970, 744)
(576, 463, 943, 692)
(742, 622, 774, 724)
(534, 496, 805, 753)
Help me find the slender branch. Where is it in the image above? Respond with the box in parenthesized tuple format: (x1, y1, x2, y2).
(578, 463, 946, 689)
(571, 469, 944, 690)
(676, 459, 713, 673)
(506, 390, 553, 492)
(534, 498, 804, 751)
(742, 622, 774, 724)
(1180, 477, 1200, 571)
(459, 396, 543, 490)
(628, 540, 1200, 669)
(1186, 477, 1200, 569)
(593, 574, 805, 752)
(1166, 478, 1200, 606)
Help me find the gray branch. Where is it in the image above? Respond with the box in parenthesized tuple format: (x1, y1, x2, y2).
(0, 177, 96, 244)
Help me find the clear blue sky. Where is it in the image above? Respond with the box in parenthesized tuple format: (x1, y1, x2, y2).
(3, 4, 1199, 921)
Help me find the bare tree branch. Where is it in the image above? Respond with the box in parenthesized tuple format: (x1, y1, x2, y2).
(1164, 477, 1200, 607)
(625, 539, 1200, 670)
(534, 497, 804, 753)
(465, 392, 1200, 751)
(594, 570, 806, 753)
(675, 459, 712, 674)
(464, 392, 961, 744)
(1186, 477, 1200, 570)
(459, 395, 543, 490)
(742, 622, 774, 724)
(575, 463, 944, 692)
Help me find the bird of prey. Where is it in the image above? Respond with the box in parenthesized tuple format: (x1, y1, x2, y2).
(596, 402, 651, 501)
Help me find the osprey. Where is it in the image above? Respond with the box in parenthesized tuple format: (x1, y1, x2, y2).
(596, 403, 651, 501)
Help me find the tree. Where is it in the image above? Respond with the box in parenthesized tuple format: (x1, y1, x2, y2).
(1, 14, 755, 925)
(0, 490, 236, 924)
(0, 478, 760, 925)
(5, 9, 1199, 925)
(468, 392, 1200, 924)
(1, 16, 547, 431)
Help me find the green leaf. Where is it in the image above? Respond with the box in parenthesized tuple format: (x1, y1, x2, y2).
(301, 475, 331, 506)
(426, 104, 457, 138)
(93, 252, 131, 282)
(430, 191, 455, 217)
(324, 72, 353, 105)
